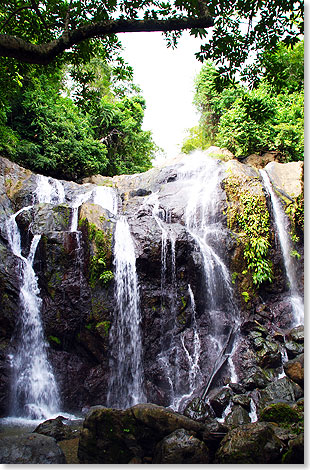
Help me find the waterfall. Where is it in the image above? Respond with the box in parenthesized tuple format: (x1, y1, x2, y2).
(4, 173, 70, 420)
(260, 170, 304, 326)
(179, 156, 236, 312)
(6, 212, 60, 420)
(144, 192, 181, 406)
(249, 398, 258, 423)
(178, 155, 239, 388)
(107, 216, 145, 409)
(181, 285, 202, 394)
(70, 191, 93, 232)
(36, 174, 65, 204)
(92, 186, 118, 216)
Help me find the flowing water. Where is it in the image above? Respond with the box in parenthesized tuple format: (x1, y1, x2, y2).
(107, 216, 145, 408)
(5, 174, 68, 420)
(6, 211, 60, 420)
(182, 285, 202, 394)
(177, 155, 239, 391)
(260, 170, 304, 326)
(36, 174, 65, 204)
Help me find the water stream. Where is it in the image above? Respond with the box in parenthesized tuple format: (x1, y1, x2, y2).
(107, 216, 145, 408)
(5, 174, 68, 420)
(260, 170, 304, 326)
(178, 155, 239, 390)
(6, 210, 60, 420)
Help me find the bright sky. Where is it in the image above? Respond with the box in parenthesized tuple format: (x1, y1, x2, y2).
(118, 31, 204, 160)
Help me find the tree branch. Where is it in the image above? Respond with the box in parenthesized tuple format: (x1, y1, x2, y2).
(0, 14, 214, 64)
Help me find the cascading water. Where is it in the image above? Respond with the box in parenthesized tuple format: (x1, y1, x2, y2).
(5, 174, 68, 420)
(144, 192, 182, 406)
(36, 174, 65, 204)
(107, 216, 145, 409)
(181, 285, 202, 394)
(6, 211, 60, 420)
(92, 186, 118, 216)
(260, 170, 304, 326)
(175, 154, 239, 405)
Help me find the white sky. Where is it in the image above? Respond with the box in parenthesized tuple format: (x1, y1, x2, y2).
(118, 31, 204, 159)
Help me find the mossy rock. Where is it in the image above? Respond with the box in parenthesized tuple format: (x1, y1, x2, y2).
(215, 422, 283, 464)
(260, 403, 300, 424)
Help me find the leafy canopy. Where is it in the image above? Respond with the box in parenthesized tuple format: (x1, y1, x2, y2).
(182, 40, 304, 161)
(0, 1, 304, 82)
(0, 56, 155, 180)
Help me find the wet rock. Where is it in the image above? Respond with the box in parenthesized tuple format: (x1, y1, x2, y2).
(0, 433, 66, 464)
(232, 394, 251, 411)
(33, 416, 80, 441)
(130, 403, 204, 436)
(183, 397, 214, 421)
(49, 350, 91, 412)
(249, 328, 282, 368)
(153, 428, 210, 464)
(16, 203, 71, 235)
(215, 422, 283, 464)
(209, 387, 233, 417)
(225, 405, 251, 427)
(284, 340, 304, 359)
(242, 368, 270, 391)
(283, 354, 304, 387)
(229, 383, 246, 394)
(255, 377, 303, 411)
(287, 325, 304, 343)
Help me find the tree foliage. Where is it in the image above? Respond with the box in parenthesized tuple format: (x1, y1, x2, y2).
(182, 40, 304, 161)
(0, 58, 155, 180)
(0, 1, 303, 83)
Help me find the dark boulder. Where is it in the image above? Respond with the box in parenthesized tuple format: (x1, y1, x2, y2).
(78, 403, 205, 464)
(283, 354, 304, 387)
(232, 394, 251, 411)
(0, 433, 66, 464)
(183, 397, 215, 421)
(153, 428, 210, 464)
(215, 422, 283, 464)
(209, 387, 232, 417)
(225, 405, 251, 427)
(255, 377, 303, 411)
(33, 416, 80, 441)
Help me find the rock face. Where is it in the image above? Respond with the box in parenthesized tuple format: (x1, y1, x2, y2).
(0, 150, 304, 442)
(265, 161, 303, 199)
(0, 433, 66, 464)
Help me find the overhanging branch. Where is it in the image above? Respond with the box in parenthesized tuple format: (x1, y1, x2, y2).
(0, 15, 214, 64)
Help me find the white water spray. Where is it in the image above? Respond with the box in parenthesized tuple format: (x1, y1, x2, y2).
(260, 170, 304, 326)
(107, 216, 145, 408)
(6, 211, 60, 419)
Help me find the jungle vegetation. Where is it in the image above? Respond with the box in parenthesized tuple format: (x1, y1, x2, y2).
(0, 1, 303, 179)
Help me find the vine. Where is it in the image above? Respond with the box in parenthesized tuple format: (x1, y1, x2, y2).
(285, 191, 304, 243)
(225, 175, 273, 287)
(87, 222, 114, 288)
